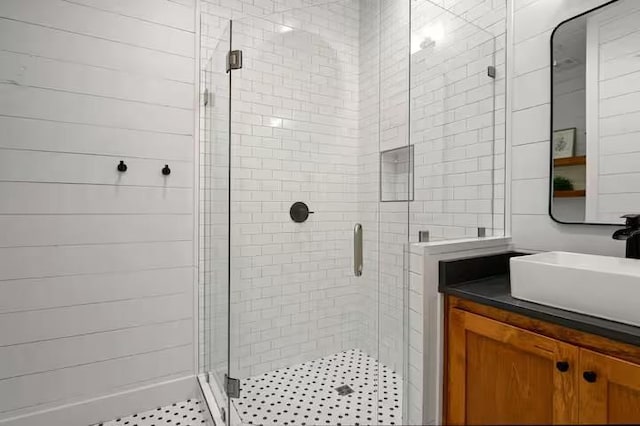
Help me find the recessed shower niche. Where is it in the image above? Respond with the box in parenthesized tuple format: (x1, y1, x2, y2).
(381, 145, 414, 202)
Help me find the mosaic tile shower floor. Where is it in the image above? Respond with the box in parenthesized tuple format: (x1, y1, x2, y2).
(232, 349, 402, 425)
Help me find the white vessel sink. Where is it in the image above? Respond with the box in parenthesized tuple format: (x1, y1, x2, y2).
(510, 251, 640, 327)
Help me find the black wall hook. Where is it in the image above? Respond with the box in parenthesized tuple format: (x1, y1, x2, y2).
(162, 164, 171, 176)
(117, 160, 127, 172)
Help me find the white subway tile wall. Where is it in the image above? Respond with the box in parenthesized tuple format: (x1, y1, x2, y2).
(376, 2, 507, 420)
(227, 2, 364, 378)
(376, 0, 410, 381)
(355, 0, 382, 376)
(410, 0, 506, 243)
(199, 0, 367, 381)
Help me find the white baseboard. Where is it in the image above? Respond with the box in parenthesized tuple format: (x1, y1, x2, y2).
(0, 375, 198, 426)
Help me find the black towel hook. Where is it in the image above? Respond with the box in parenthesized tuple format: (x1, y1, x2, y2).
(162, 164, 171, 176)
(117, 160, 127, 172)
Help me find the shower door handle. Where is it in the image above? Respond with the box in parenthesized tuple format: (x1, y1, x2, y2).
(354, 223, 363, 277)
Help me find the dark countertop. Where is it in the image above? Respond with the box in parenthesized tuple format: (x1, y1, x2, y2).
(439, 253, 640, 348)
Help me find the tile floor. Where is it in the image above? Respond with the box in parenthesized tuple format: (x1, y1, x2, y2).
(232, 349, 402, 426)
(99, 399, 209, 426)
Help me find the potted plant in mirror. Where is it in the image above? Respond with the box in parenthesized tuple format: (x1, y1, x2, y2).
(553, 176, 581, 198)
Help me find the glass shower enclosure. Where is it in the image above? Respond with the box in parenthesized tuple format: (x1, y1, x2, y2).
(201, 1, 411, 424)
(200, 0, 504, 424)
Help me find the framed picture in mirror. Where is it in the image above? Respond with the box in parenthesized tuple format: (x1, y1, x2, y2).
(552, 128, 576, 159)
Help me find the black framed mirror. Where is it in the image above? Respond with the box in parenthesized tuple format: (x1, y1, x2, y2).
(549, 0, 639, 226)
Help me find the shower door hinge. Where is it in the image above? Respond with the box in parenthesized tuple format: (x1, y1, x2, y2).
(487, 65, 496, 79)
(225, 374, 240, 398)
(227, 50, 243, 72)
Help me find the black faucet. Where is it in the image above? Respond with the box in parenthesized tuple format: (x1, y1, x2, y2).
(612, 214, 640, 259)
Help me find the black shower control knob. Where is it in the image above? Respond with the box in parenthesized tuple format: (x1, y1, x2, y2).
(117, 160, 127, 172)
(290, 202, 313, 223)
(162, 164, 171, 176)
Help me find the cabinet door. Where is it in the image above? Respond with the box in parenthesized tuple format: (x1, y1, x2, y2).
(447, 309, 579, 425)
(579, 349, 640, 424)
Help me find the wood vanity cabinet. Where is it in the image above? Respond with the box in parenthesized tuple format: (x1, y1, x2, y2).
(447, 308, 579, 424)
(579, 349, 640, 424)
(445, 296, 640, 425)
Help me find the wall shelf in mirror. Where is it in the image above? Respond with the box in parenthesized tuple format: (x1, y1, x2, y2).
(554, 190, 586, 198)
(554, 155, 586, 167)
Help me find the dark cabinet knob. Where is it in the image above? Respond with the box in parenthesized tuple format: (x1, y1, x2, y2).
(162, 164, 171, 176)
(117, 160, 127, 172)
(556, 361, 570, 372)
(583, 371, 597, 383)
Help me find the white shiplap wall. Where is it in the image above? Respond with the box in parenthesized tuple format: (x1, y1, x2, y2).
(0, 0, 197, 423)
(509, 0, 624, 254)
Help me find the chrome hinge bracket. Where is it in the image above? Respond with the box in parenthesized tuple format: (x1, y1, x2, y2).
(225, 374, 240, 398)
(227, 50, 243, 73)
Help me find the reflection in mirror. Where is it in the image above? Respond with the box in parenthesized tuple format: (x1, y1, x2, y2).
(550, 0, 640, 225)
(381, 145, 414, 202)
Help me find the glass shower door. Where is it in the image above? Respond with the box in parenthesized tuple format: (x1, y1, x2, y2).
(224, 2, 411, 425)
(201, 19, 231, 422)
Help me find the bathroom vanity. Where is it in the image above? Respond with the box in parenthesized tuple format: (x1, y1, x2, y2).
(439, 252, 640, 425)
(441, 0, 640, 420)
